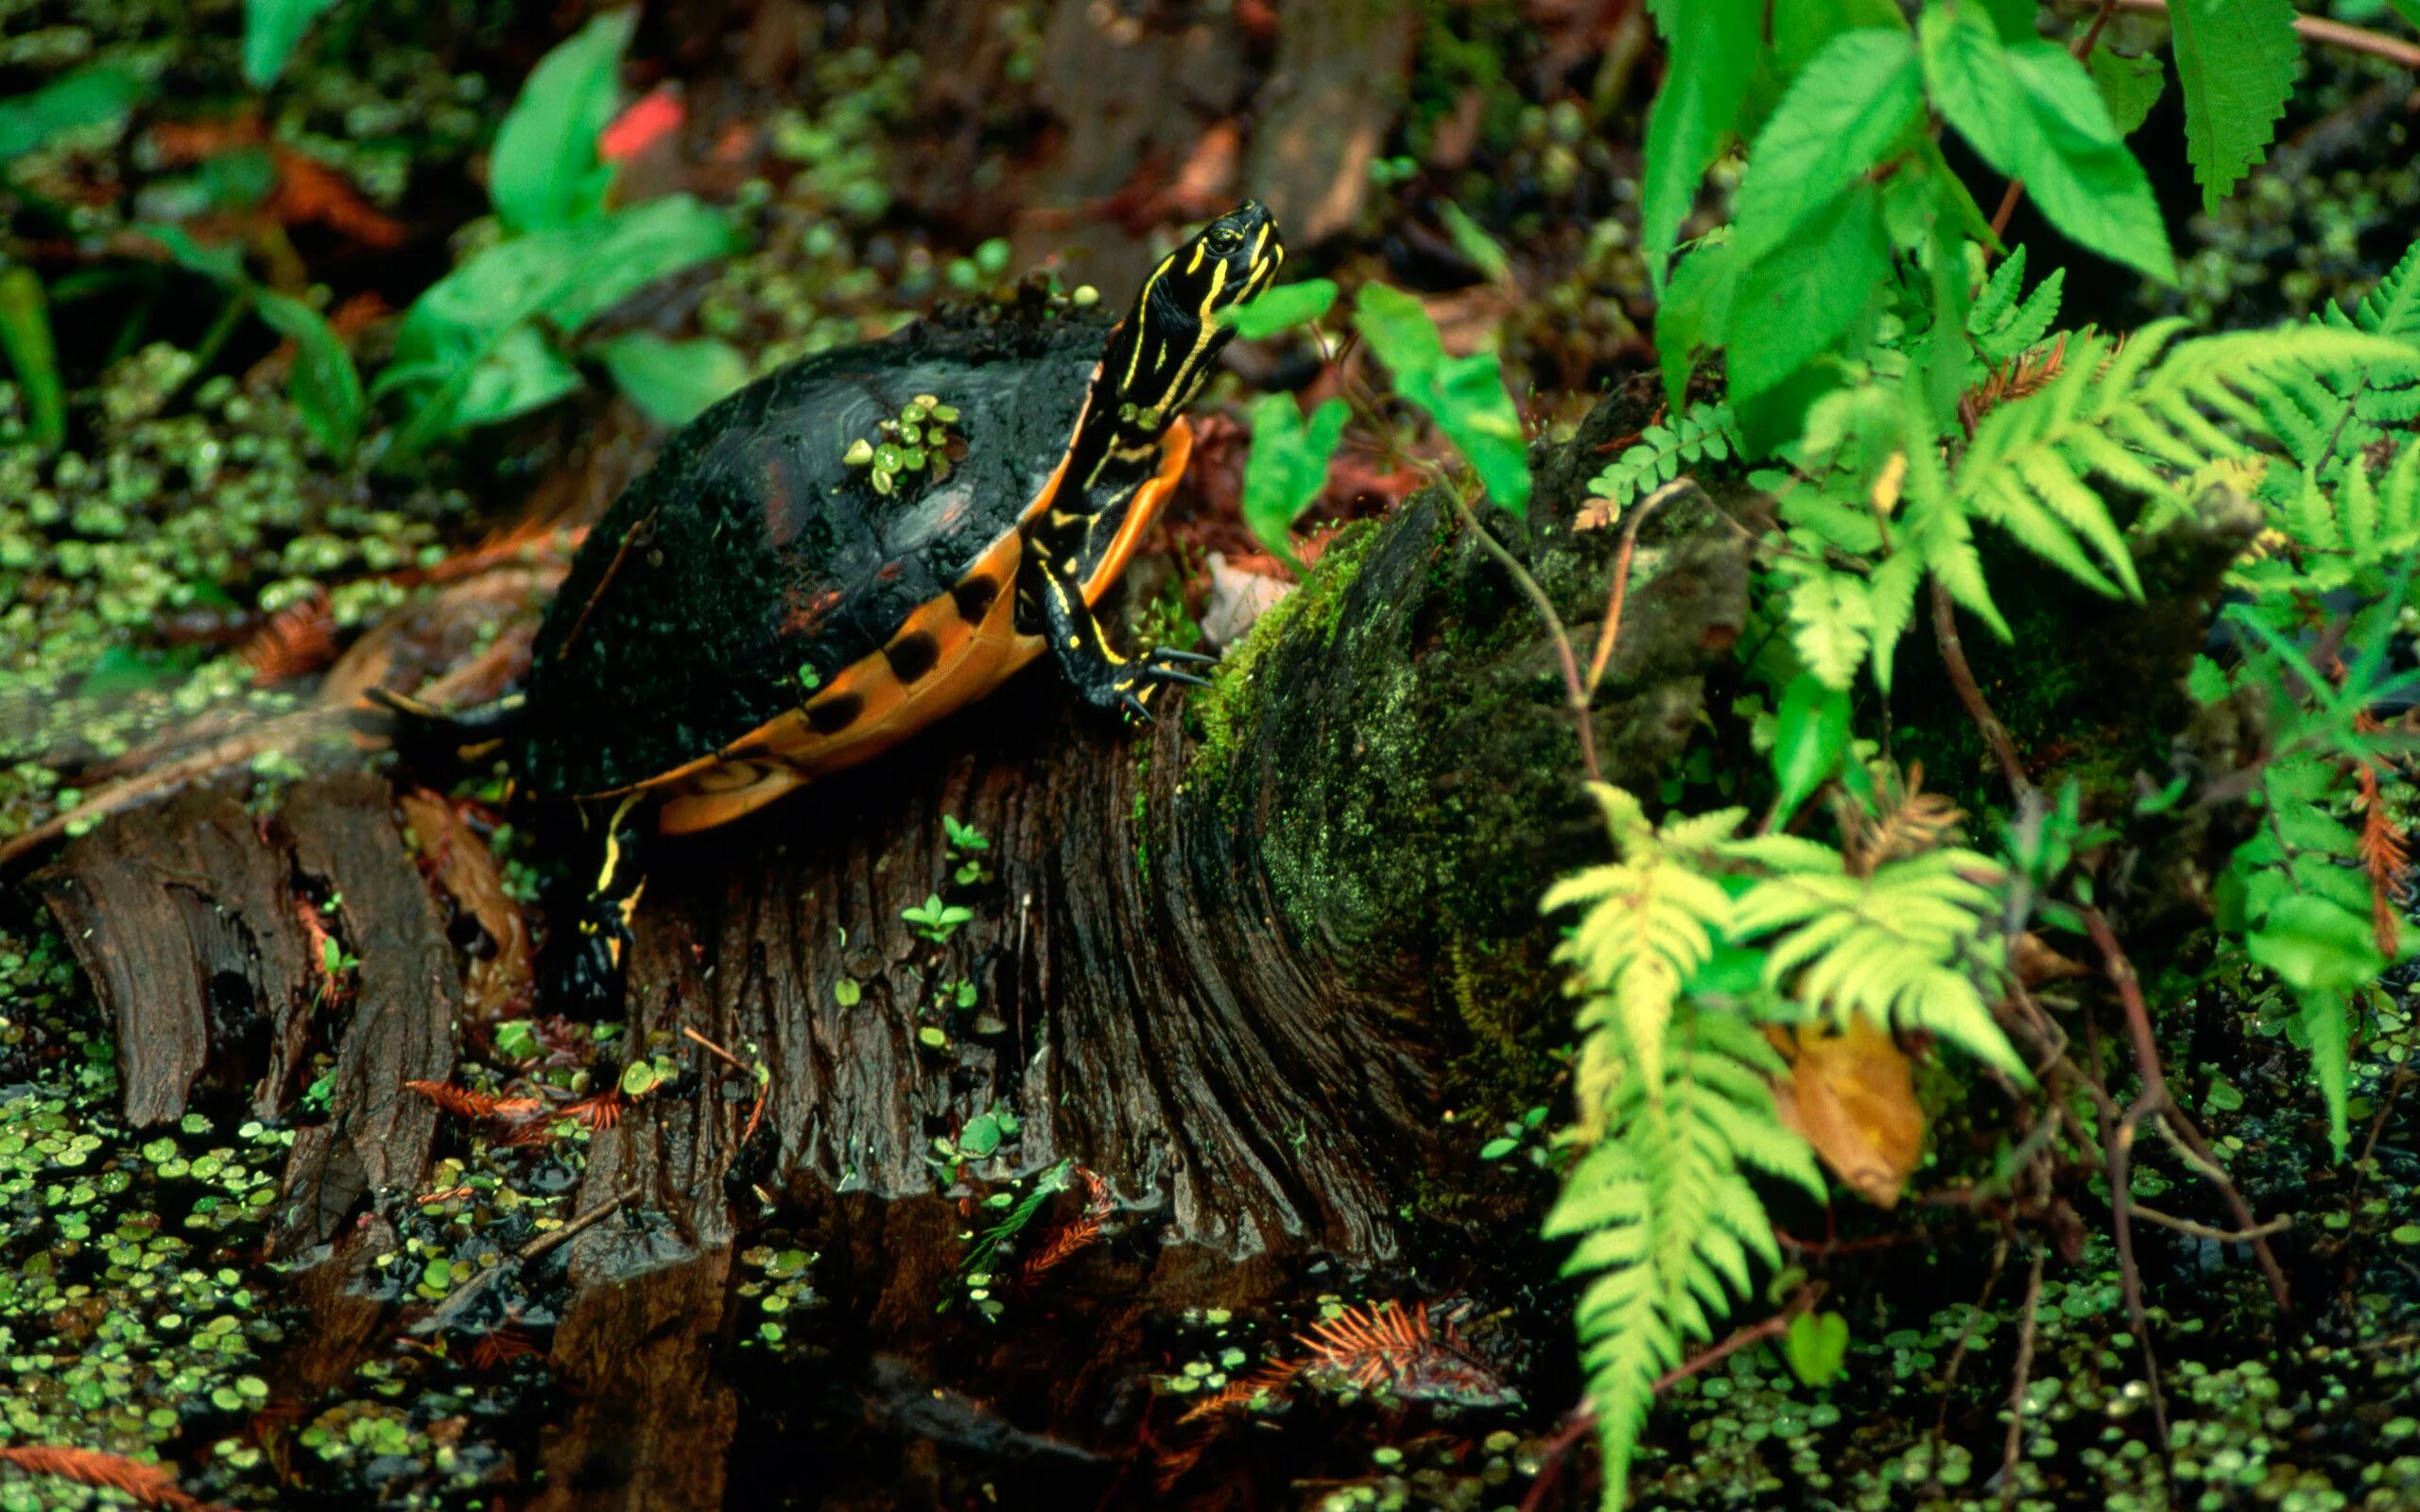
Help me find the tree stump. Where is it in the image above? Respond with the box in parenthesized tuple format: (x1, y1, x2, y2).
(29, 382, 1750, 1507)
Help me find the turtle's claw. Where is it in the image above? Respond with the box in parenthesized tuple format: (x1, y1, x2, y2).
(1118, 690, 1155, 722)
(1145, 645, 1219, 666)
(1147, 666, 1214, 691)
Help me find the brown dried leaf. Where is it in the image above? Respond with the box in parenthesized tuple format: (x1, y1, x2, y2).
(1768, 1015, 1926, 1209)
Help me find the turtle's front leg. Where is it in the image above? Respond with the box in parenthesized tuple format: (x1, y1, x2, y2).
(1030, 549, 1214, 719)
(553, 791, 649, 1011)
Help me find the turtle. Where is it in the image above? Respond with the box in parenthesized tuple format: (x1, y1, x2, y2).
(377, 199, 1285, 995)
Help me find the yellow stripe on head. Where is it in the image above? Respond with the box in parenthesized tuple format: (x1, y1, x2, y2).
(1155, 260, 1230, 418)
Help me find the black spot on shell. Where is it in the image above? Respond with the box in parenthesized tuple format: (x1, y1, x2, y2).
(884, 631, 941, 684)
(950, 575, 1000, 622)
(806, 693, 864, 733)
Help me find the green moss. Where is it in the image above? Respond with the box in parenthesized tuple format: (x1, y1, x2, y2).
(1186, 519, 1383, 797)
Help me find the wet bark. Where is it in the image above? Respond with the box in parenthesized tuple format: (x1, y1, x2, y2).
(28, 382, 1751, 1509)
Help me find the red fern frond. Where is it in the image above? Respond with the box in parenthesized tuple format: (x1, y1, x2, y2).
(0, 1445, 228, 1512)
(239, 589, 337, 685)
(2357, 765, 2411, 955)
(468, 1327, 540, 1370)
(1020, 1167, 1113, 1283)
(404, 1080, 544, 1125)
(562, 1091, 624, 1131)
(1958, 334, 2069, 433)
(1174, 1359, 1301, 1425)
(268, 148, 406, 247)
(1292, 1301, 1511, 1403)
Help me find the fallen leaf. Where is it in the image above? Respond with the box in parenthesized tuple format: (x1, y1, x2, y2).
(1768, 1014, 1925, 1208)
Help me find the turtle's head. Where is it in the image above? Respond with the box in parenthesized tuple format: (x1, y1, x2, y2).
(1102, 200, 1284, 425)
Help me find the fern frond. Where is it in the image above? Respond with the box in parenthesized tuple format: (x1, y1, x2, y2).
(1967, 246, 2065, 366)
(1954, 322, 2409, 600)
(1546, 1010, 1823, 1511)
(1589, 403, 1738, 516)
(1543, 786, 1745, 1111)
(1727, 847, 2027, 1080)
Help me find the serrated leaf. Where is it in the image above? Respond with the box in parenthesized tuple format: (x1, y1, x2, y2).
(1640, 0, 1762, 289)
(1730, 29, 1922, 265)
(2168, 0, 2298, 210)
(1725, 181, 1891, 400)
(2088, 48, 2166, 137)
(1921, 4, 2172, 283)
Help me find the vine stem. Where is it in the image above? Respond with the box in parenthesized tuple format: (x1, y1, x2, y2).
(1583, 479, 1685, 697)
(1929, 576, 2033, 799)
(1449, 490, 1604, 782)
(1998, 1247, 2046, 1512)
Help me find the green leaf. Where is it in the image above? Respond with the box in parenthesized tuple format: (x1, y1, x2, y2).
(1725, 182, 1891, 400)
(1783, 1311, 1851, 1386)
(2167, 0, 2298, 210)
(1220, 277, 1338, 339)
(2298, 988, 2352, 1160)
(255, 290, 365, 455)
(445, 324, 584, 433)
(0, 65, 145, 162)
(595, 332, 750, 426)
(2248, 895, 2386, 994)
(1771, 673, 1853, 822)
(1478, 1136, 1521, 1160)
(545, 196, 737, 330)
(1656, 234, 1738, 404)
(490, 9, 635, 234)
(2088, 49, 2166, 137)
(618, 1058, 659, 1097)
(1729, 29, 1922, 265)
(1240, 393, 1348, 568)
(1352, 283, 1531, 517)
(0, 267, 64, 453)
(1438, 201, 1513, 284)
(243, 0, 344, 88)
(1921, 3, 2173, 283)
(1640, 0, 1762, 288)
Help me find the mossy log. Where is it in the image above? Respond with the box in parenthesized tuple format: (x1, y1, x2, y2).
(30, 384, 1749, 1507)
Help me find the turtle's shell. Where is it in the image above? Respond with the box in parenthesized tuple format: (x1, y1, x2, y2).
(510, 307, 1180, 825)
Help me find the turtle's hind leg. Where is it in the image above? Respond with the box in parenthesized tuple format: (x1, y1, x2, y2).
(551, 790, 651, 1013)
(362, 687, 528, 772)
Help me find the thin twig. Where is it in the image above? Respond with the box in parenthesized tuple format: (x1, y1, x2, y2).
(1991, 0, 2122, 239)
(681, 1025, 750, 1073)
(1583, 480, 1685, 696)
(1651, 1283, 1823, 1394)
(1930, 577, 2032, 798)
(2111, 0, 2420, 71)
(2131, 1205, 2294, 1245)
(1451, 491, 1602, 782)
(1927, 1234, 2010, 1497)
(417, 1184, 642, 1333)
(1999, 1246, 2046, 1512)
